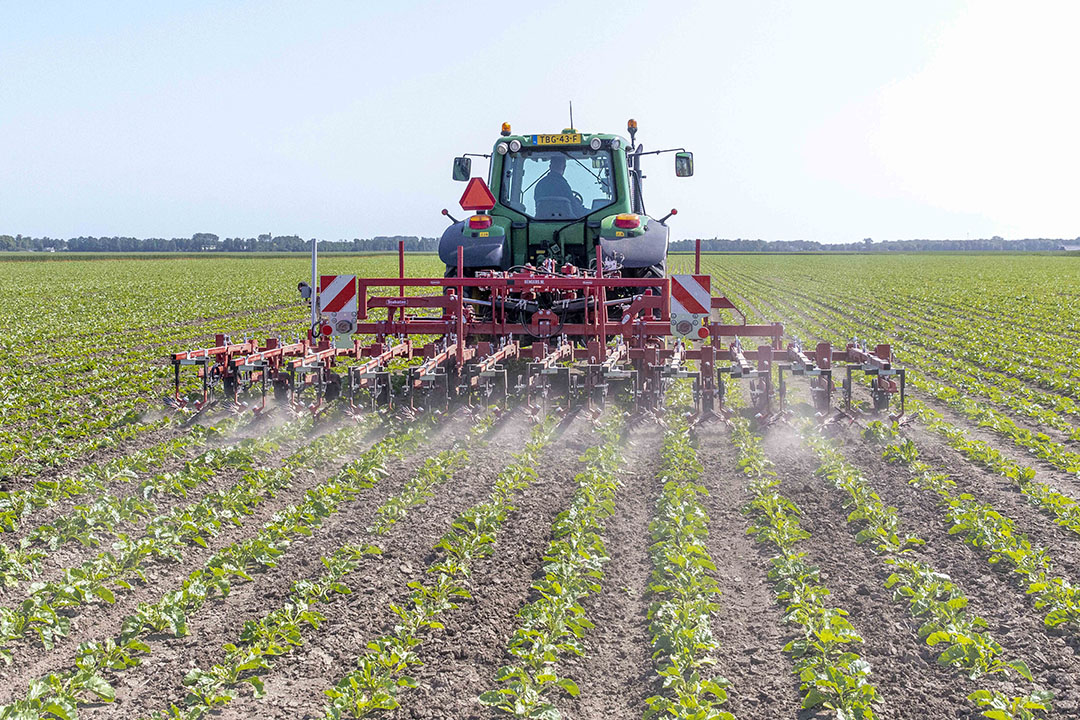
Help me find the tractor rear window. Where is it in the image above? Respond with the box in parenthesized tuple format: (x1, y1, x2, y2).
(500, 148, 616, 220)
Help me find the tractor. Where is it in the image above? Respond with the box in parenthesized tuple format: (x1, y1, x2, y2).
(440, 120, 691, 283)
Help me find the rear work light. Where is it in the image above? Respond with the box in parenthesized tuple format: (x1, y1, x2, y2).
(469, 215, 493, 229)
(614, 213, 640, 229)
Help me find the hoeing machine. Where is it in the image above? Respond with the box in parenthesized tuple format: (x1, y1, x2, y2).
(169, 120, 905, 420)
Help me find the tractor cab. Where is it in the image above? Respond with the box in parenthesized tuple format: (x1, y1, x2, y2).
(440, 120, 693, 279)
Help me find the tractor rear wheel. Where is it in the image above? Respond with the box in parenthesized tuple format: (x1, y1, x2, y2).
(625, 261, 666, 280)
(324, 372, 342, 403)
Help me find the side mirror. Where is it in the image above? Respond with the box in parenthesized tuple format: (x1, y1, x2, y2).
(452, 156, 472, 181)
(675, 151, 694, 177)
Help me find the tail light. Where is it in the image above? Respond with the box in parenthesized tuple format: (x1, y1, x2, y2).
(614, 213, 640, 229)
(469, 215, 493, 230)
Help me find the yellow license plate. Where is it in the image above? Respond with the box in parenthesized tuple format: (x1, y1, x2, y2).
(534, 133, 582, 145)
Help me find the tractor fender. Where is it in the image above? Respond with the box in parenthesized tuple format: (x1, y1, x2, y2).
(438, 221, 506, 269)
(599, 219, 668, 269)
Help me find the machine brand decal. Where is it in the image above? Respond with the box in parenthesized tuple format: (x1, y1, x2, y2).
(386, 299, 408, 306)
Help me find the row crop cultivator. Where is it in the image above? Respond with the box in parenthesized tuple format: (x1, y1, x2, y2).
(169, 120, 904, 422)
(170, 244, 905, 422)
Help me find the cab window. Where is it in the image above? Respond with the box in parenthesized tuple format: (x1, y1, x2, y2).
(501, 148, 616, 220)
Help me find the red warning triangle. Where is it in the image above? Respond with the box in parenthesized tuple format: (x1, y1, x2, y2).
(459, 177, 496, 211)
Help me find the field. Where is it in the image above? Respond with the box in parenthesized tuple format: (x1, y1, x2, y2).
(1, 252, 1078, 720)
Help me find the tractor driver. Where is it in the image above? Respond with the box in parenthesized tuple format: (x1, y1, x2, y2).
(535, 154, 584, 216)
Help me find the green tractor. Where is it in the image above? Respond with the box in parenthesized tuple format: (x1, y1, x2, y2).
(440, 119, 693, 280)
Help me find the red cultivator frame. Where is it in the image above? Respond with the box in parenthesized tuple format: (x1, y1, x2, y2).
(169, 242, 904, 421)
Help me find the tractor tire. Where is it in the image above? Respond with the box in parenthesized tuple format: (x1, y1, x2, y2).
(223, 374, 238, 400)
(273, 379, 290, 402)
(324, 372, 342, 403)
(644, 261, 666, 279)
(625, 261, 666, 280)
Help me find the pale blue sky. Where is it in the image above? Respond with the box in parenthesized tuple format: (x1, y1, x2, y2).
(2, 1, 1077, 242)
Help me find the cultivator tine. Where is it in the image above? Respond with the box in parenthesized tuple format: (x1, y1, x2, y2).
(773, 340, 835, 419)
(721, 339, 777, 420)
(890, 367, 908, 423)
(837, 340, 903, 417)
(181, 400, 217, 427)
(465, 340, 518, 409)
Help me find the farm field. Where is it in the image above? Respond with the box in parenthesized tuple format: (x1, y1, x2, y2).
(1, 252, 1078, 720)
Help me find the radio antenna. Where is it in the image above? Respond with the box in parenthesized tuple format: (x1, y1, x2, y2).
(569, 100, 574, 129)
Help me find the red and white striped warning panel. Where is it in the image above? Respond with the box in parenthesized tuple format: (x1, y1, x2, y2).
(319, 275, 357, 337)
(670, 274, 710, 315)
(670, 274, 712, 340)
(319, 275, 357, 313)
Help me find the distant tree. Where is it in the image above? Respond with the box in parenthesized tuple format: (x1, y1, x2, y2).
(192, 233, 219, 250)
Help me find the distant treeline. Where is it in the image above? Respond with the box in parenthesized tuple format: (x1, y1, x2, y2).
(0, 234, 438, 253)
(669, 237, 1078, 252)
(1, 233, 1077, 254)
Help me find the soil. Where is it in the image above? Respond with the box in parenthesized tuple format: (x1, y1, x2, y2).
(395, 411, 597, 720)
(4, 396, 1079, 719)
(553, 421, 661, 720)
(697, 423, 803, 719)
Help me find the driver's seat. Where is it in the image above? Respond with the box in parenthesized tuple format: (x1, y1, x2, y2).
(535, 196, 573, 219)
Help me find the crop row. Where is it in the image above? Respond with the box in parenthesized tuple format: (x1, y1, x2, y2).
(800, 427, 1041, 696)
(698, 260, 1080, 436)
(17, 418, 302, 556)
(0, 415, 171, 486)
(724, 381, 879, 718)
(873, 430, 1080, 633)
(0, 418, 251, 589)
(910, 374, 1080, 475)
(785, 282, 1080, 453)
(695, 255, 1080, 396)
(479, 412, 625, 719)
(907, 399, 1080, 537)
(643, 382, 732, 720)
(709, 266, 1080, 550)
(324, 416, 557, 718)
(0, 255, 444, 480)
(155, 440, 474, 720)
(0, 415, 240, 539)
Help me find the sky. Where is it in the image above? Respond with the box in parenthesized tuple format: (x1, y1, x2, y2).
(2, 0, 1078, 243)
